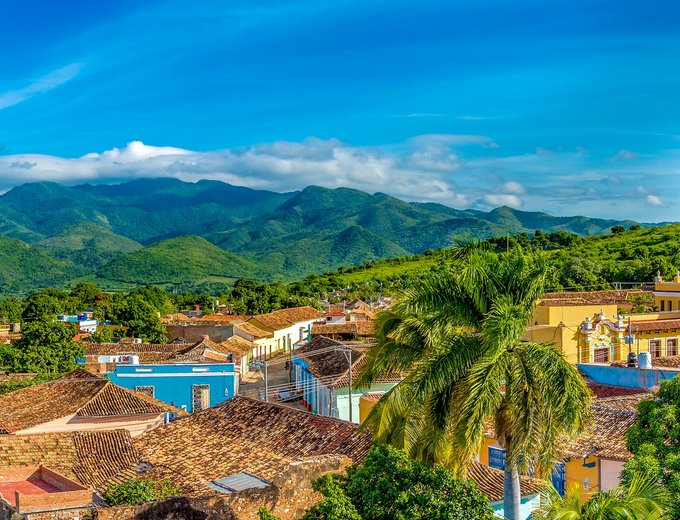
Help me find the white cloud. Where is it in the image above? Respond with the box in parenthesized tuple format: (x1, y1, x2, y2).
(0, 63, 83, 110)
(500, 181, 526, 195)
(482, 194, 523, 208)
(610, 149, 638, 161)
(646, 194, 663, 206)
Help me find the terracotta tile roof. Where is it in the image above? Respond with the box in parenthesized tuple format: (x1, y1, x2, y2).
(219, 335, 258, 356)
(562, 408, 637, 461)
(234, 322, 274, 339)
(539, 289, 651, 307)
(84, 342, 187, 363)
(199, 314, 250, 322)
(130, 396, 372, 495)
(0, 430, 138, 489)
(310, 322, 375, 338)
(626, 319, 680, 333)
(324, 312, 346, 317)
(250, 306, 323, 330)
(0, 369, 182, 433)
(296, 336, 402, 388)
(468, 461, 544, 502)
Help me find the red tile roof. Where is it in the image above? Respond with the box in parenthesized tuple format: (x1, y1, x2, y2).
(0, 369, 183, 433)
(468, 461, 544, 502)
(250, 306, 323, 330)
(129, 396, 373, 495)
(0, 430, 138, 489)
(539, 289, 651, 306)
(627, 319, 680, 332)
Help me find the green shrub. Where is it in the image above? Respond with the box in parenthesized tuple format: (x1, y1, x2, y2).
(103, 478, 179, 506)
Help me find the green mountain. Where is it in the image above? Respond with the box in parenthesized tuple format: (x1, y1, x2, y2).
(0, 235, 70, 294)
(0, 178, 294, 244)
(35, 222, 143, 271)
(0, 178, 666, 291)
(97, 235, 262, 285)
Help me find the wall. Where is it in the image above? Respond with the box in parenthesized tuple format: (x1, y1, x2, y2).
(16, 413, 164, 438)
(578, 363, 680, 389)
(334, 384, 397, 424)
(165, 324, 235, 343)
(108, 363, 236, 413)
(565, 455, 599, 502)
(490, 494, 540, 520)
(600, 459, 625, 492)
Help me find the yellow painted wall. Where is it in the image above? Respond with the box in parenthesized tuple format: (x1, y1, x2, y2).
(359, 395, 378, 424)
(565, 455, 599, 501)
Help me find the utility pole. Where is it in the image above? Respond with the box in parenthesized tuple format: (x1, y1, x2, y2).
(339, 348, 354, 423)
(249, 361, 270, 402)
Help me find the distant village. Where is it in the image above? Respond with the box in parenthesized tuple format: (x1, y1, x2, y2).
(0, 272, 679, 519)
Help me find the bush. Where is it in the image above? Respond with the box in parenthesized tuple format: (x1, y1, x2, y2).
(103, 478, 179, 506)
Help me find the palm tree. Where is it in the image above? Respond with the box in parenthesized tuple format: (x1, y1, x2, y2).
(538, 477, 668, 519)
(358, 245, 592, 520)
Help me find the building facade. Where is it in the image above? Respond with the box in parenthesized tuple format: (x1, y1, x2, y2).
(107, 363, 237, 413)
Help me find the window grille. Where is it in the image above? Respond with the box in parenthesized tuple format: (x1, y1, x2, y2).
(488, 447, 506, 470)
(192, 384, 210, 411)
(135, 385, 155, 398)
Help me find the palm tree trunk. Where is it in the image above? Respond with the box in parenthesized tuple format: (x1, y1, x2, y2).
(503, 466, 521, 520)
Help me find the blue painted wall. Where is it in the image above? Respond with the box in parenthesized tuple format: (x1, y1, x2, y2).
(578, 364, 679, 389)
(108, 363, 237, 413)
(491, 495, 540, 520)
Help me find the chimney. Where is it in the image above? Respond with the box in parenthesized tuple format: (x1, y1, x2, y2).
(194, 305, 201, 312)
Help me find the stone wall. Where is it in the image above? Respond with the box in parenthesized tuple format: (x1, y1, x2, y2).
(94, 455, 352, 520)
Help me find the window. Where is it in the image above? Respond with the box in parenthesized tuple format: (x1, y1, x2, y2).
(668, 339, 678, 357)
(650, 340, 662, 358)
(594, 348, 609, 363)
(192, 384, 210, 412)
(670, 301, 674, 312)
(661, 300, 665, 311)
(552, 462, 566, 496)
(488, 447, 506, 470)
(135, 385, 155, 398)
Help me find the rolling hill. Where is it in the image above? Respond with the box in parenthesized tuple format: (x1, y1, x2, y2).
(97, 235, 263, 285)
(0, 178, 667, 292)
(0, 235, 70, 293)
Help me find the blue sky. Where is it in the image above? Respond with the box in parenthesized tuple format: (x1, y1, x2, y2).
(0, 0, 679, 221)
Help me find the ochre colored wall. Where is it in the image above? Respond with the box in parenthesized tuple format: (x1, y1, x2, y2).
(565, 455, 599, 502)
(359, 395, 378, 424)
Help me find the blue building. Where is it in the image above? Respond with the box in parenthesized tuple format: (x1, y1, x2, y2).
(108, 363, 237, 413)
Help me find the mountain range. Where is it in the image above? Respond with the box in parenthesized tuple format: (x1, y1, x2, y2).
(0, 178, 656, 294)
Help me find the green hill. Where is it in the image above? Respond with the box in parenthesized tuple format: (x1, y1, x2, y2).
(35, 222, 143, 271)
(0, 235, 70, 294)
(316, 223, 680, 295)
(97, 235, 262, 285)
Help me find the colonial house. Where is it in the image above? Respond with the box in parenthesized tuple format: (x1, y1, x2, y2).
(232, 321, 275, 363)
(293, 336, 402, 423)
(524, 280, 680, 364)
(247, 306, 323, 359)
(0, 369, 184, 437)
(323, 311, 347, 324)
(310, 321, 375, 341)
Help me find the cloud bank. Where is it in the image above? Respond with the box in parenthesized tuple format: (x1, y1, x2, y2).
(0, 135, 676, 221)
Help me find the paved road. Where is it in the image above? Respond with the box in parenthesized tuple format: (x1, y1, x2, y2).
(239, 351, 307, 411)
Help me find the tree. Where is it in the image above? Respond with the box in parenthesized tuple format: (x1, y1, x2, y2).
(22, 292, 63, 322)
(359, 246, 591, 520)
(301, 444, 494, 520)
(630, 224, 642, 231)
(611, 225, 626, 234)
(0, 321, 84, 373)
(538, 477, 668, 520)
(621, 377, 680, 519)
(112, 294, 167, 343)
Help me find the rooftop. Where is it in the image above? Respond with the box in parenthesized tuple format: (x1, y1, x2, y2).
(129, 396, 372, 495)
(539, 289, 651, 307)
(467, 461, 544, 502)
(0, 430, 138, 490)
(234, 322, 274, 339)
(0, 369, 183, 433)
(249, 306, 323, 330)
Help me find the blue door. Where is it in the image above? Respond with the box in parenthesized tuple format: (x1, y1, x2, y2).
(552, 462, 566, 496)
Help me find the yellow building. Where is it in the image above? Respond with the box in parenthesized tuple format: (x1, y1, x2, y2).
(524, 280, 680, 365)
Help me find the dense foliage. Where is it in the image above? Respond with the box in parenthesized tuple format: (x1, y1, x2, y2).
(0, 321, 84, 373)
(0, 373, 61, 395)
(103, 478, 179, 506)
(301, 445, 495, 520)
(621, 377, 680, 519)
